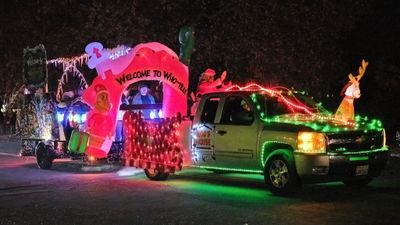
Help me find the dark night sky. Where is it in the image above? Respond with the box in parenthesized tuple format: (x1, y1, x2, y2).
(0, 0, 399, 136)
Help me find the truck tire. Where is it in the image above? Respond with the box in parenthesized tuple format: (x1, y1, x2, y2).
(144, 169, 170, 181)
(36, 143, 54, 170)
(265, 155, 300, 196)
(343, 178, 373, 187)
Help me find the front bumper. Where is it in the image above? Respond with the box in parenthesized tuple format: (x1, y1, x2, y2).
(294, 149, 389, 182)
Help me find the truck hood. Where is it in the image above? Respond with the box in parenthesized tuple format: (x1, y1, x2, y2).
(262, 113, 384, 133)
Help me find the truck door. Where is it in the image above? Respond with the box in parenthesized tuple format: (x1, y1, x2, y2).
(213, 95, 259, 170)
(191, 96, 221, 166)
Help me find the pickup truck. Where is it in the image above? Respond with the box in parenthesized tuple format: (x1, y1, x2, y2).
(189, 85, 388, 195)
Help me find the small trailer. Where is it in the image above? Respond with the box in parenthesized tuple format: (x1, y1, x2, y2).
(20, 97, 124, 169)
(21, 42, 192, 173)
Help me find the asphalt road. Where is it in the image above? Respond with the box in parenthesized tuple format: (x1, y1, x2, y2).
(1, 137, 400, 225)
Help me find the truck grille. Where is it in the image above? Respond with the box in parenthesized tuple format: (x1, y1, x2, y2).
(327, 131, 384, 153)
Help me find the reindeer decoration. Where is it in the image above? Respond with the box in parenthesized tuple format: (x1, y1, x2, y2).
(335, 59, 368, 121)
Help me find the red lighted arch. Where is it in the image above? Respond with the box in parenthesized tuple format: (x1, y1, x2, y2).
(81, 42, 189, 158)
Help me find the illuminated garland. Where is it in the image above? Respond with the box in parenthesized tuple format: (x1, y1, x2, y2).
(107, 45, 132, 60)
(56, 64, 89, 102)
(123, 111, 183, 173)
(46, 54, 89, 70)
(260, 141, 291, 167)
(47, 45, 131, 102)
(226, 83, 383, 133)
(195, 165, 263, 174)
(47, 54, 89, 102)
(226, 83, 316, 115)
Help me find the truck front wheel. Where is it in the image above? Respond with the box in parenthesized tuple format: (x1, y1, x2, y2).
(144, 169, 169, 181)
(265, 155, 300, 196)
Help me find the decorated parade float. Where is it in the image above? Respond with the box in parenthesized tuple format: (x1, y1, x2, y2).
(19, 27, 197, 171)
(18, 29, 388, 195)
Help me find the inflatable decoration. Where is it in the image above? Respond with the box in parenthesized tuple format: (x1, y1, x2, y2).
(191, 68, 231, 114)
(84, 84, 114, 158)
(335, 59, 368, 121)
(196, 69, 230, 96)
(81, 42, 189, 159)
(179, 26, 195, 66)
(85, 42, 110, 71)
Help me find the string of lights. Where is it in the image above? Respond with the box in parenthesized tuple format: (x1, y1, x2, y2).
(227, 83, 383, 133)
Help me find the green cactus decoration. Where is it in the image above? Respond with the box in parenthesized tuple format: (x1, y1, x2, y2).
(179, 26, 195, 66)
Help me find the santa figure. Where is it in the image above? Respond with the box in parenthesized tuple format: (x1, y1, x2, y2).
(196, 69, 227, 96)
(191, 68, 231, 115)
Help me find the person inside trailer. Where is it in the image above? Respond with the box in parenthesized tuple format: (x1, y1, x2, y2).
(132, 83, 157, 119)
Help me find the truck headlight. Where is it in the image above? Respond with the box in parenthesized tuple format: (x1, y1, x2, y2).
(296, 132, 326, 154)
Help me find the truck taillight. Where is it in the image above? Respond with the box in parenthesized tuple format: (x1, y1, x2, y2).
(296, 132, 326, 154)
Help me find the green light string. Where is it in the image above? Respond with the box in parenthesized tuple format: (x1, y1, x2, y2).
(249, 93, 384, 133)
(195, 165, 263, 174)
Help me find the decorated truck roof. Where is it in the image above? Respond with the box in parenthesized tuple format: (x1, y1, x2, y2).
(217, 83, 384, 133)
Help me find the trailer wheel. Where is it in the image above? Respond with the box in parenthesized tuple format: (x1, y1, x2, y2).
(36, 143, 54, 170)
(265, 155, 301, 196)
(144, 169, 169, 181)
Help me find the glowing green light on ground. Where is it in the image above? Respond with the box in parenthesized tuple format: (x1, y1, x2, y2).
(166, 177, 271, 201)
(349, 156, 369, 161)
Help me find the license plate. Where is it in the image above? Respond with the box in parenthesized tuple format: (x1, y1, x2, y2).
(355, 165, 369, 176)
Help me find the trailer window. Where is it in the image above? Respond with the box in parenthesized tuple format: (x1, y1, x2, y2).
(200, 97, 220, 124)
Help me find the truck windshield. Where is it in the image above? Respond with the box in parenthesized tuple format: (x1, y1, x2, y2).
(252, 92, 328, 117)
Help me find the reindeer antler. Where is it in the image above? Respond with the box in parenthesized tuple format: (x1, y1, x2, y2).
(348, 59, 368, 83)
(356, 59, 368, 81)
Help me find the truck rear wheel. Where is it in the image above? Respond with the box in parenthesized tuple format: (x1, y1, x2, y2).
(343, 178, 373, 187)
(144, 169, 169, 181)
(265, 155, 300, 196)
(36, 143, 54, 170)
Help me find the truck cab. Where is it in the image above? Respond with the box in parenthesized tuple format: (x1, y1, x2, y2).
(191, 86, 388, 195)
